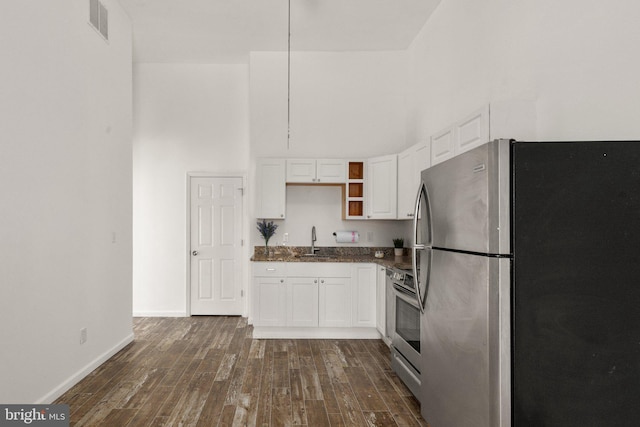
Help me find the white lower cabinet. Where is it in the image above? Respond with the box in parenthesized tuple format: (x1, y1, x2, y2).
(376, 266, 386, 338)
(253, 276, 287, 326)
(288, 263, 350, 328)
(288, 276, 350, 327)
(252, 262, 379, 338)
(287, 277, 319, 327)
(319, 277, 351, 327)
(351, 263, 377, 327)
(252, 262, 287, 326)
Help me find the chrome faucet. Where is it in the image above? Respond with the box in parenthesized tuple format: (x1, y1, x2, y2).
(311, 226, 318, 254)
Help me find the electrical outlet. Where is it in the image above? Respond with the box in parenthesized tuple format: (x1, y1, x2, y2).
(283, 233, 289, 244)
(80, 328, 87, 345)
(367, 231, 374, 242)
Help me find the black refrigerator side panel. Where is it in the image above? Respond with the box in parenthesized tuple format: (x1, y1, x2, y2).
(512, 141, 640, 427)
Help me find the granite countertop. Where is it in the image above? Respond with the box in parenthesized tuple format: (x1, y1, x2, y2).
(251, 246, 413, 271)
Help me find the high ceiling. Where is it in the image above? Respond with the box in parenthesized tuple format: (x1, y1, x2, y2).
(118, 0, 441, 63)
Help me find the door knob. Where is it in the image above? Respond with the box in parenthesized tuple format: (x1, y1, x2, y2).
(192, 250, 198, 256)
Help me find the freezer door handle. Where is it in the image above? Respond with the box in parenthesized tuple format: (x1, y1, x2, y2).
(412, 182, 432, 247)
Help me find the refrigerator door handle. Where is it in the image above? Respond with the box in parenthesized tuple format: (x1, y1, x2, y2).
(413, 246, 431, 311)
(411, 246, 422, 312)
(412, 182, 432, 247)
(412, 182, 432, 312)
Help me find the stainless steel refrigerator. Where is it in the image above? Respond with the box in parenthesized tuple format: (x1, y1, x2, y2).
(412, 139, 640, 427)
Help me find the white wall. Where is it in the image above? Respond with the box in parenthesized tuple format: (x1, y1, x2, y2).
(257, 185, 408, 249)
(132, 64, 250, 316)
(250, 51, 408, 158)
(249, 51, 409, 249)
(407, 0, 640, 143)
(0, 0, 132, 403)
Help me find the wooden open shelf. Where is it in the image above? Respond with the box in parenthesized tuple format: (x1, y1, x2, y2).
(348, 201, 363, 217)
(344, 161, 366, 219)
(348, 182, 363, 198)
(348, 162, 364, 180)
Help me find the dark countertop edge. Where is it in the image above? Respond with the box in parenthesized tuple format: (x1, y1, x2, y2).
(250, 255, 413, 270)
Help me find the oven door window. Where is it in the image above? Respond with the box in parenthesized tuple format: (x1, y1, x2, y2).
(396, 296, 420, 353)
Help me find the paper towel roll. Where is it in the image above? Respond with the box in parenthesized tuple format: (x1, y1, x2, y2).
(333, 231, 359, 243)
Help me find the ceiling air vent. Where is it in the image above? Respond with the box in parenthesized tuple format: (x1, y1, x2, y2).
(89, 0, 108, 41)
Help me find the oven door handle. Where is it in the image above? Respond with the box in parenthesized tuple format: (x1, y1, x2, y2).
(393, 284, 420, 308)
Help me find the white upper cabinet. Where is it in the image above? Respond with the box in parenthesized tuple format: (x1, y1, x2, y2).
(397, 149, 413, 218)
(414, 142, 430, 173)
(454, 105, 490, 155)
(431, 105, 490, 166)
(397, 141, 430, 219)
(316, 159, 347, 183)
(256, 158, 286, 219)
(431, 127, 456, 166)
(286, 159, 346, 183)
(366, 154, 397, 219)
(285, 159, 315, 182)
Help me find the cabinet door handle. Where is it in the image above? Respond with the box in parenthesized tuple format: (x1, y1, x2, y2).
(280, 279, 284, 283)
(314, 279, 318, 283)
(321, 280, 325, 284)
(280, 214, 284, 217)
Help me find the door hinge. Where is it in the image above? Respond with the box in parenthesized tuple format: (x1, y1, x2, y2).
(241, 290, 244, 297)
(241, 239, 244, 246)
(239, 187, 245, 196)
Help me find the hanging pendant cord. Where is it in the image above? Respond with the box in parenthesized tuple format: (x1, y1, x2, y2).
(287, 0, 291, 149)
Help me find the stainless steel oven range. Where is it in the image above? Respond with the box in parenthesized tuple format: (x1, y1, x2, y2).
(386, 266, 421, 399)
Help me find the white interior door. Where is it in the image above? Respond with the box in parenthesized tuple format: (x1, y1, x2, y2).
(190, 176, 243, 315)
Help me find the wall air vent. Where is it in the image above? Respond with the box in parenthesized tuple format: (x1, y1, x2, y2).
(89, 0, 108, 41)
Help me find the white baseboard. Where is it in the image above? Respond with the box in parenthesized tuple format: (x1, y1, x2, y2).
(252, 327, 381, 340)
(132, 311, 187, 317)
(38, 333, 135, 404)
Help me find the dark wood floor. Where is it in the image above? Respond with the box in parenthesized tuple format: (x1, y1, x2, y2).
(55, 317, 428, 426)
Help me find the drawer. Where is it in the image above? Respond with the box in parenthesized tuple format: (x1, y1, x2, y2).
(287, 262, 350, 278)
(252, 262, 287, 277)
